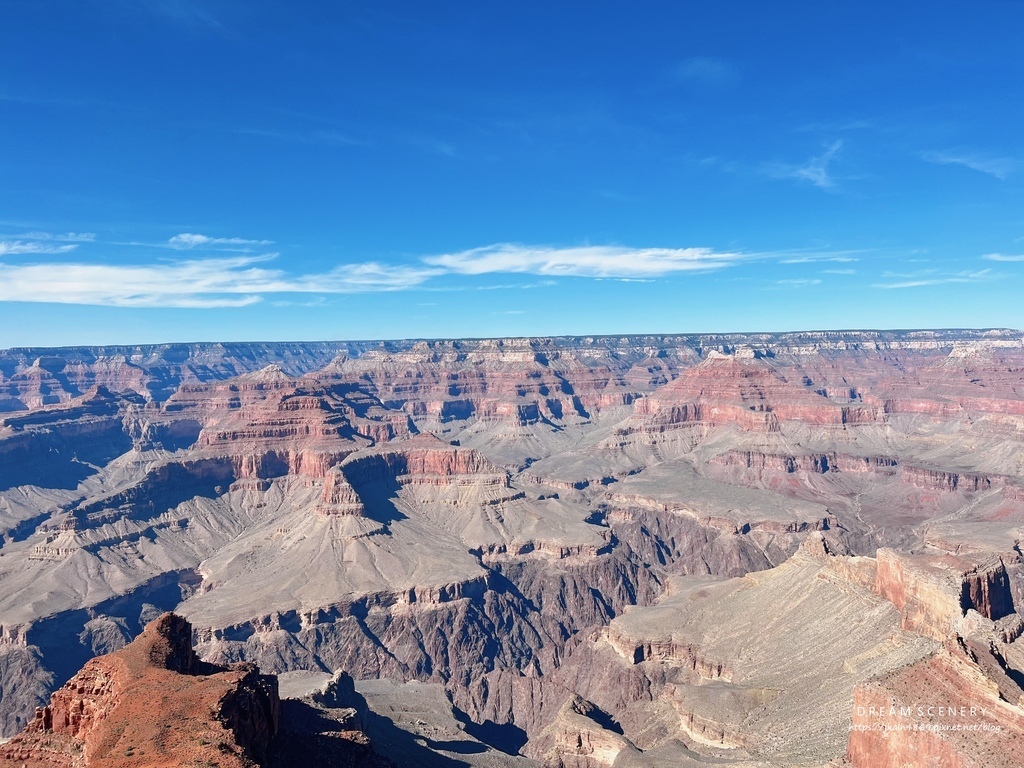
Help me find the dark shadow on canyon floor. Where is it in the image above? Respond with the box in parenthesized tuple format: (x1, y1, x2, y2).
(452, 706, 529, 756)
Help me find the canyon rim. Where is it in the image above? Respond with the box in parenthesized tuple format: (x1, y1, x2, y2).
(0, 330, 1022, 766)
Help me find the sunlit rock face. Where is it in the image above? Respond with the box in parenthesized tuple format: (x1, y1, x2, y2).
(0, 613, 282, 768)
(1, 329, 1023, 766)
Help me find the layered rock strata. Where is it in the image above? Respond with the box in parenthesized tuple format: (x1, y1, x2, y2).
(1, 330, 1024, 765)
(0, 613, 281, 768)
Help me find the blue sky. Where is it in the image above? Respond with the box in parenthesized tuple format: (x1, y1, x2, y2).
(1, 1, 1023, 347)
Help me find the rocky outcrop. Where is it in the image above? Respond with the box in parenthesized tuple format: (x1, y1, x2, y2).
(0, 341, 359, 410)
(0, 387, 134, 492)
(528, 695, 637, 768)
(901, 466, 1002, 494)
(709, 449, 899, 475)
(270, 672, 394, 768)
(340, 433, 506, 481)
(315, 467, 366, 517)
(190, 549, 663, 746)
(337, 434, 521, 507)
(0, 613, 280, 767)
(847, 639, 1024, 768)
(319, 338, 651, 428)
(874, 549, 1015, 639)
(627, 352, 880, 433)
(534, 546, 942, 766)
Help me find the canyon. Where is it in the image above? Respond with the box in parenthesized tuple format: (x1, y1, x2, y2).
(0, 329, 1022, 766)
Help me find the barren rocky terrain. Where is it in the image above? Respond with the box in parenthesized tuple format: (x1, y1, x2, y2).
(1, 330, 1022, 766)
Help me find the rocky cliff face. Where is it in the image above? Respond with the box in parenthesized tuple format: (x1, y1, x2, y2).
(0, 613, 406, 768)
(874, 549, 1015, 639)
(846, 639, 1024, 768)
(2, 330, 1024, 766)
(629, 351, 878, 433)
(0, 613, 281, 767)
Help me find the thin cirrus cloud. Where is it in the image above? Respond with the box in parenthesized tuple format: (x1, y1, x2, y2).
(872, 269, 993, 289)
(0, 240, 79, 256)
(167, 233, 275, 250)
(0, 241, 764, 307)
(0, 231, 96, 256)
(0, 255, 440, 308)
(779, 255, 859, 264)
(11, 231, 96, 243)
(764, 140, 844, 189)
(920, 150, 1017, 179)
(982, 253, 1024, 262)
(776, 278, 822, 286)
(423, 243, 745, 278)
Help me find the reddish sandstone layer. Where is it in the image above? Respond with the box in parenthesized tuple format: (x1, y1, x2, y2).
(338, 432, 512, 489)
(0, 614, 279, 768)
(874, 549, 1014, 639)
(156, 368, 413, 479)
(847, 640, 1024, 768)
(316, 467, 366, 517)
(630, 352, 878, 433)
(317, 339, 650, 425)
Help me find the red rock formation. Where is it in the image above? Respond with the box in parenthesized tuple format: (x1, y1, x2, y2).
(315, 467, 366, 517)
(0, 358, 79, 410)
(155, 369, 414, 481)
(0, 613, 279, 768)
(629, 351, 879, 433)
(4, 330, 1024, 764)
(874, 549, 1015, 639)
(316, 338, 650, 426)
(338, 433, 513, 491)
(530, 694, 639, 768)
(847, 640, 1024, 768)
(709, 449, 899, 475)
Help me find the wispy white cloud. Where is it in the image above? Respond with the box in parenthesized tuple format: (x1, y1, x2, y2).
(168, 232, 275, 250)
(779, 255, 858, 264)
(920, 150, 1017, 179)
(822, 268, 856, 275)
(120, 232, 275, 252)
(776, 278, 822, 286)
(765, 140, 844, 189)
(0, 241, 79, 256)
(0, 231, 95, 256)
(873, 268, 994, 289)
(10, 231, 96, 243)
(982, 253, 1024, 262)
(167, 231, 274, 249)
(424, 243, 745, 278)
(0, 255, 439, 307)
(0, 237, 868, 308)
